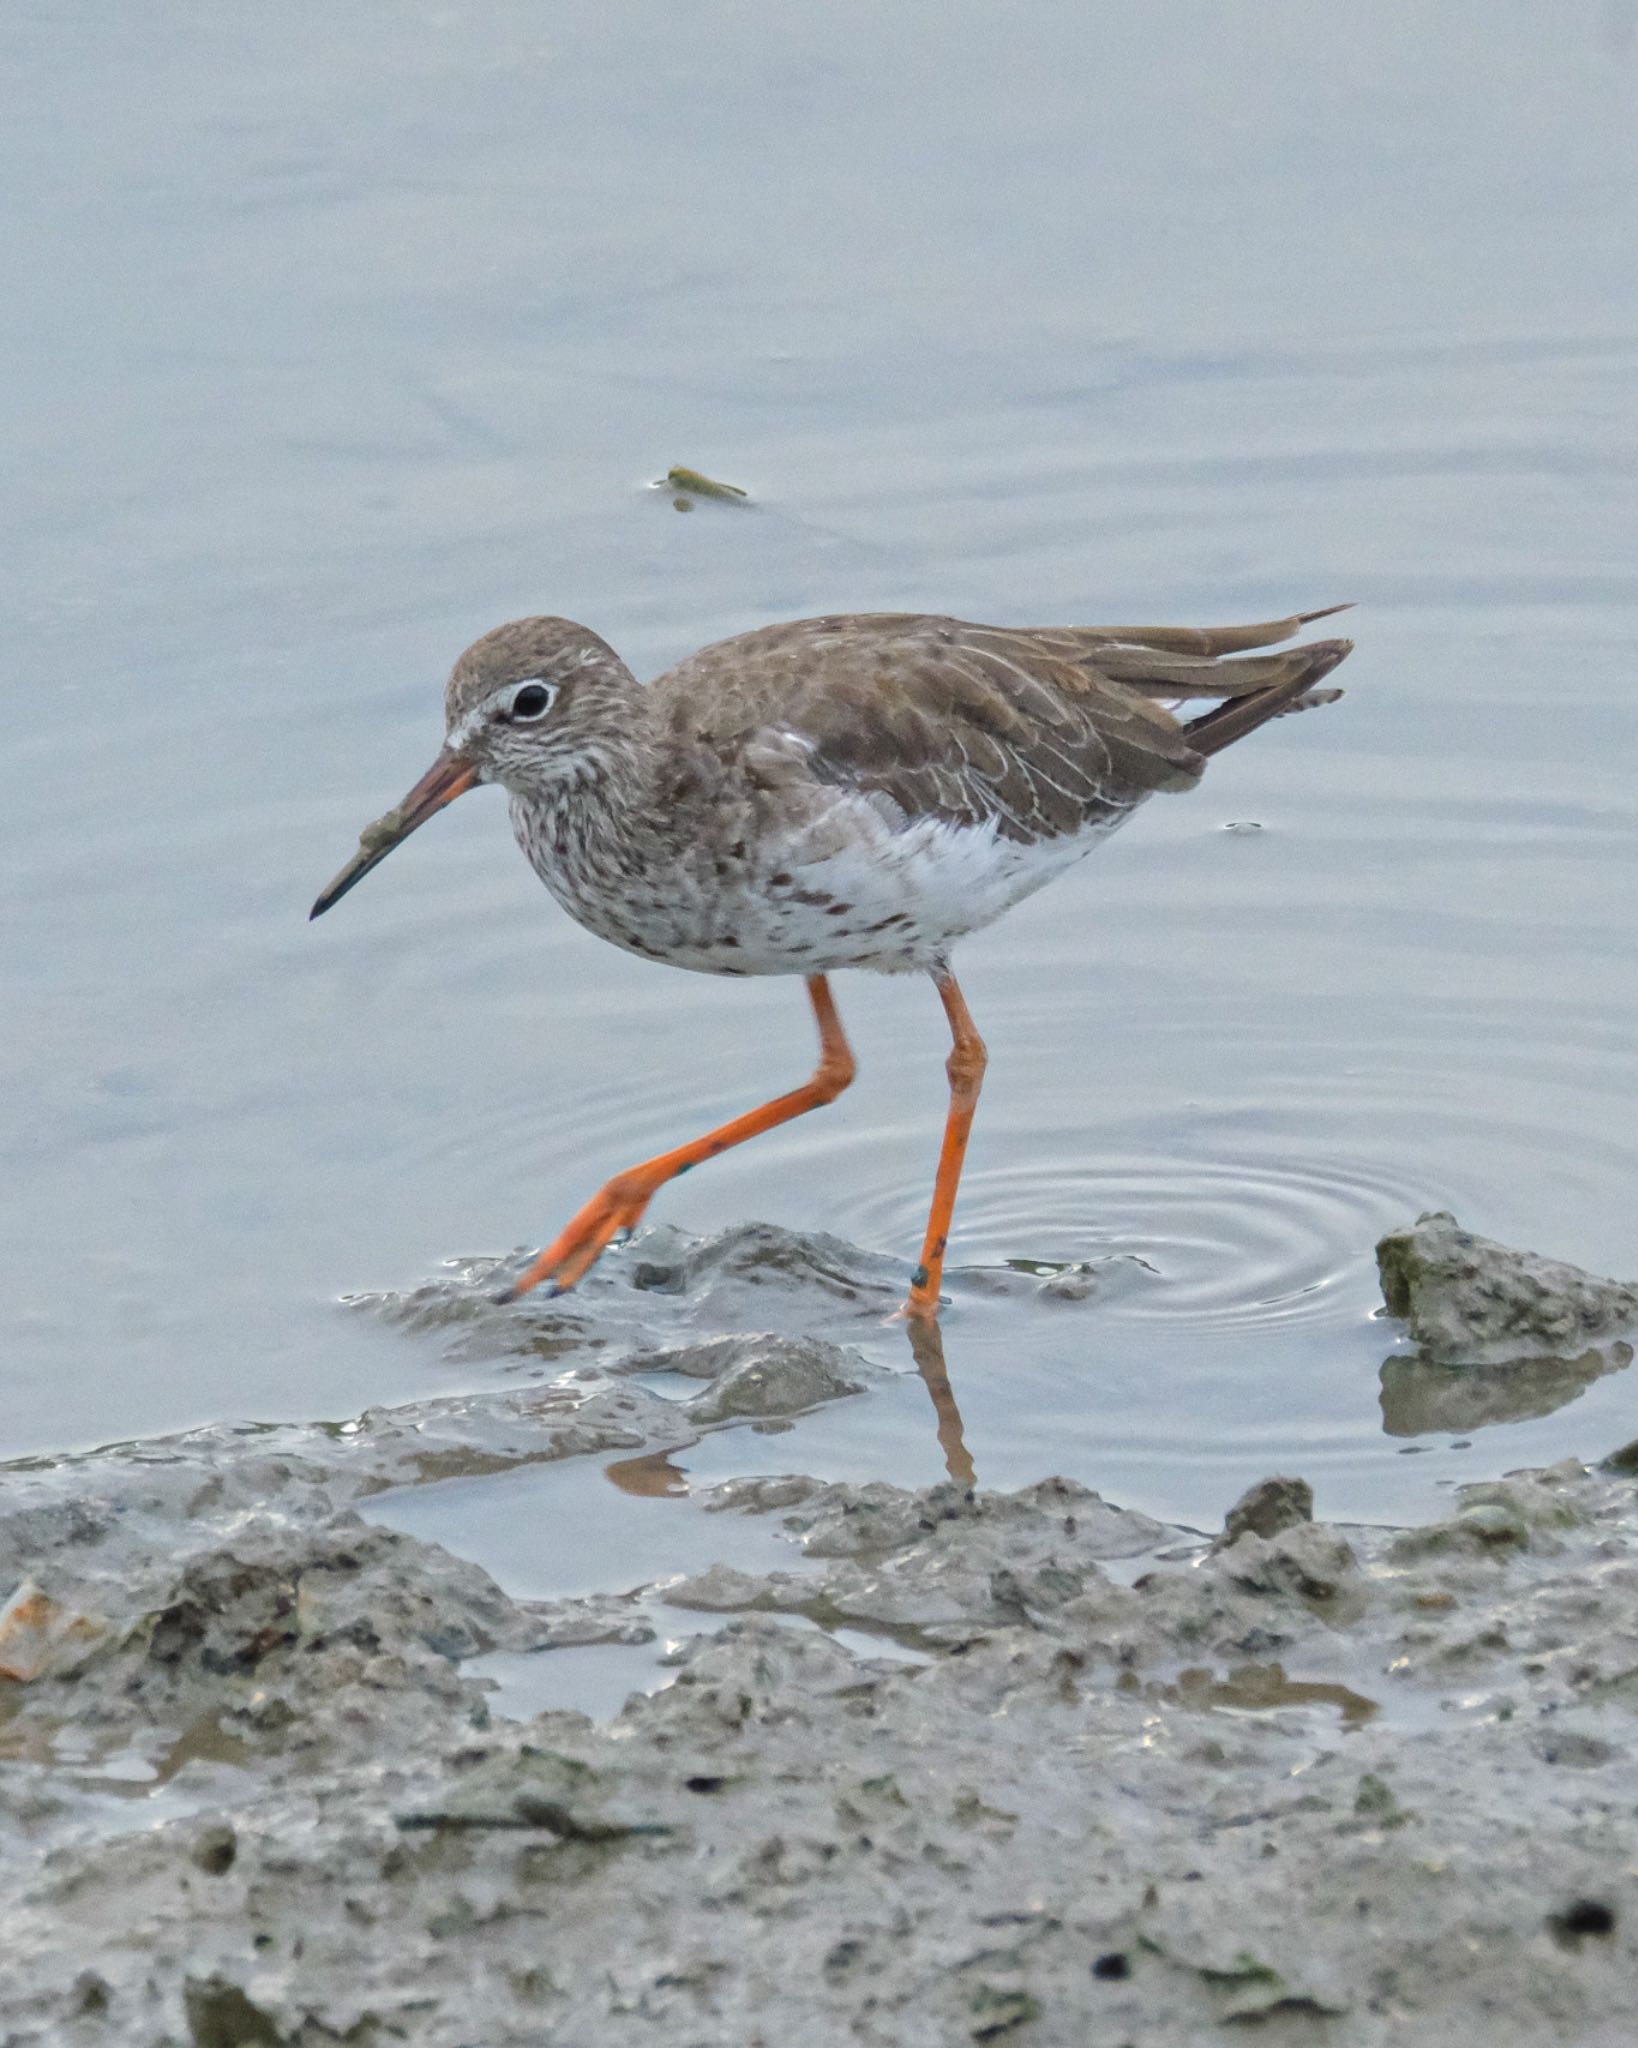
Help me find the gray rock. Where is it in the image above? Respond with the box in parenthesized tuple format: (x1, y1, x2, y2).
(1378, 1210, 1638, 1365)
(1218, 1475, 1314, 1546)
(1389, 1462, 1593, 1560)
(1218, 1521, 1359, 1603)
(682, 1334, 867, 1422)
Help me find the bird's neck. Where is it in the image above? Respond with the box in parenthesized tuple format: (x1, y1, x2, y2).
(504, 680, 666, 897)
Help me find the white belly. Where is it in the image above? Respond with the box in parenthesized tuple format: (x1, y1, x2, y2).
(518, 786, 1134, 977)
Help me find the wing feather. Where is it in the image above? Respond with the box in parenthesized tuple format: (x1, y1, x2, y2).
(649, 609, 1349, 845)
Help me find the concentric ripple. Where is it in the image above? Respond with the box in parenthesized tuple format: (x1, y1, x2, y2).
(836, 1142, 1462, 1336)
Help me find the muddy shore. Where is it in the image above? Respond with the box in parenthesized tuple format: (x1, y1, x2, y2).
(4, 1216, 1638, 2046)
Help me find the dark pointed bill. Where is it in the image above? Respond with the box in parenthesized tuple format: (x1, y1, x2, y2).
(309, 754, 478, 919)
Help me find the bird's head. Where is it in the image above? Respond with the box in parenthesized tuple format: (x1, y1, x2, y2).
(309, 616, 636, 919)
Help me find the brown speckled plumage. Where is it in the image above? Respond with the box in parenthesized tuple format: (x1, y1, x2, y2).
(314, 601, 1352, 1318)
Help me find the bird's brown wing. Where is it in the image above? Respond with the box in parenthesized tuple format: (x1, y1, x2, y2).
(1024, 602, 1354, 700)
(649, 609, 1349, 846)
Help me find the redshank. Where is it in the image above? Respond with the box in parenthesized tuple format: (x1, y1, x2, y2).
(312, 605, 1351, 1318)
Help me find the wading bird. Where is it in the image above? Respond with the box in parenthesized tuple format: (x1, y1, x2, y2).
(312, 605, 1350, 1318)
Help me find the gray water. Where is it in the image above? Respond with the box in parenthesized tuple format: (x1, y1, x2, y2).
(5, 4, 1638, 1555)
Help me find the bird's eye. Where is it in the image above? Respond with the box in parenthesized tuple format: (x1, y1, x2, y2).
(511, 681, 553, 720)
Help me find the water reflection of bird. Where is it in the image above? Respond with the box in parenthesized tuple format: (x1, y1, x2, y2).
(906, 1319, 977, 1485)
(313, 605, 1351, 1321)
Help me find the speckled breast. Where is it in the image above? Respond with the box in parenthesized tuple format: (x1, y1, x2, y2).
(511, 785, 1130, 977)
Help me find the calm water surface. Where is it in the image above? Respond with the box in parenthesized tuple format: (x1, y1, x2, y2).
(4, 6, 1637, 1566)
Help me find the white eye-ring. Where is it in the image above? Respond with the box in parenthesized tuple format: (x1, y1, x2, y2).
(509, 679, 557, 720)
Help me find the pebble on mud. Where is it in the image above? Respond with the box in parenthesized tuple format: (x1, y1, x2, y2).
(675, 1334, 868, 1422)
(0, 1579, 105, 1682)
(1217, 1476, 1314, 1547)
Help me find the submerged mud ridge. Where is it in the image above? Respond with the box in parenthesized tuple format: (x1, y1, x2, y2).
(4, 1223, 1638, 2044)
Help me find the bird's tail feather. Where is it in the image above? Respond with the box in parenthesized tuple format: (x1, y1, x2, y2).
(1053, 604, 1354, 705)
(1182, 637, 1353, 757)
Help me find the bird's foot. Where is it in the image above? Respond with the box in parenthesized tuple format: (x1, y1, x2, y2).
(494, 1176, 655, 1303)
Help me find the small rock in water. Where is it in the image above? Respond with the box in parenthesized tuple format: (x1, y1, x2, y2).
(1217, 1476, 1313, 1548)
(1376, 1211, 1638, 1365)
(683, 1334, 866, 1423)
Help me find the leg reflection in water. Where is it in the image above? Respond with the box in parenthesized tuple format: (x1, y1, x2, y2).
(903, 1317, 975, 1487)
(600, 1330, 975, 1495)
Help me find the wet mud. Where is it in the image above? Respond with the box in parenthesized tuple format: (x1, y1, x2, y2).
(4, 1216, 1638, 2045)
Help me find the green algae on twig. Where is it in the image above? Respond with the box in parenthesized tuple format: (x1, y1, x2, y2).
(661, 464, 750, 502)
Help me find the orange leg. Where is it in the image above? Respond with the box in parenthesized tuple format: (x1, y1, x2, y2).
(500, 975, 857, 1303)
(905, 970, 988, 1321)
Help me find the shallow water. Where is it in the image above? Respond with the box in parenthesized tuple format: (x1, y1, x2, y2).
(5, 5, 1638, 1549)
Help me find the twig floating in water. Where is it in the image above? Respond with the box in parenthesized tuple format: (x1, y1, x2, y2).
(662, 465, 749, 502)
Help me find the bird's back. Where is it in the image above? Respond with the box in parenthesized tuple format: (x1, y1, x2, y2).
(649, 607, 1351, 847)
